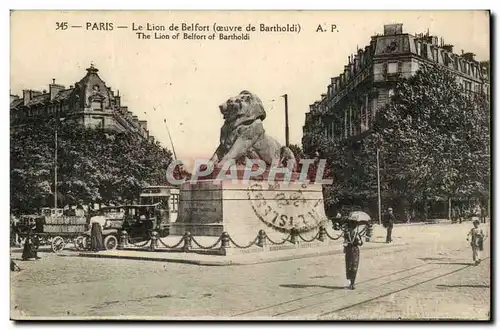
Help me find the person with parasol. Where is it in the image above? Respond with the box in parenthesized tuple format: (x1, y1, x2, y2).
(341, 211, 370, 290)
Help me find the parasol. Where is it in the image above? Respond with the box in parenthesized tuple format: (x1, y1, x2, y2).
(347, 211, 371, 223)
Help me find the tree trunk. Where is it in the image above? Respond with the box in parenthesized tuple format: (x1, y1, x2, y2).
(448, 197, 452, 221)
(423, 196, 428, 222)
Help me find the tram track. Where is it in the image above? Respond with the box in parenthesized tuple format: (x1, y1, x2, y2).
(317, 255, 490, 318)
(232, 260, 431, 317)
(233, 256, 489, 318)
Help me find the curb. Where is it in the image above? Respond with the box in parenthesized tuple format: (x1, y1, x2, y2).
(77, 242, 407, 266)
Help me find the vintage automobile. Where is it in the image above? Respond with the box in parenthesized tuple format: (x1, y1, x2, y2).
(82, 203, 166, 250)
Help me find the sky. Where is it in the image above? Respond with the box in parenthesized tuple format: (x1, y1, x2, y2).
(10, 10, 490, 165)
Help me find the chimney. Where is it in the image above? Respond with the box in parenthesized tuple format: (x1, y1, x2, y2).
(22, 90, 40, 106)
(442, 44, 454, 52)
(139, 120, 148, 131)
(321, 93, 327, 100)
(462, 52, 476, 61)
(115, 95, 121, 108)
(384, 23, 403, 35)
(148, 135, 155, 143)
(49, 79, 65, 101)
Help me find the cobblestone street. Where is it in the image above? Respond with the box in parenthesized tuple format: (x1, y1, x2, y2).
(10, 222, 490, 320)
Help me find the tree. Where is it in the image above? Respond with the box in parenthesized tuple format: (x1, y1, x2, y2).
(302, 63, 490, 220)
(10, 118, 178, 214)
(367, 63, 490, 218)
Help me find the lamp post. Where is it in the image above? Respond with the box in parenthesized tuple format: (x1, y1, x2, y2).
(53, 115, 67, 211)
(376, 148, 382, 226)
(54, 125, 58, 210)
(281, 94, 290, 147)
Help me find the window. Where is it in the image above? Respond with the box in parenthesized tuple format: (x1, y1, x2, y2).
(465, 81, 472, 92)
(170, 194, 179, 213)
(93, 116, 105, 128)
(387, 62, 398, 74)
(416, 42, 421, 56)
(92, 100, 103, 110)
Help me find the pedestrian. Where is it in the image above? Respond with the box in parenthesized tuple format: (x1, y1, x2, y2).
(467, 220, 485, 266)
(89, 211, 105, 252)
(22, 224, 40, 261)
(343, 219, 363, 290)
(384, 207, 396, 243)
(472, 204, 481, 223)
(480, 205, 487, 223)
(459, 206, 464, 224)
(10, 215, 19, 247)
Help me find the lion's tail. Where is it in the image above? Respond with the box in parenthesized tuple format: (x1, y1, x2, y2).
(279, 146, 296, 169)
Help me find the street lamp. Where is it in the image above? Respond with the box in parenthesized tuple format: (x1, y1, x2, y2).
(281, 94, 290, 147)
(376, 148, 382, 226)
(52, 115, 67, 212)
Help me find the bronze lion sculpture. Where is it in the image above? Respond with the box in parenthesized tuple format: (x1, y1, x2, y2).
(209, 90, 295, 168)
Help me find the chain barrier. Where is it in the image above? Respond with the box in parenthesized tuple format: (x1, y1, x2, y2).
(125, 226, 343, 251)
(128, 238, 152, 248)
(191, 235, 223, 250)
(157, 236, 185, 249)
(325, 230, 342, 241)
(297, 230, 321, 243)
(265, 233, 291, 245)
(227, 234, 259, 249)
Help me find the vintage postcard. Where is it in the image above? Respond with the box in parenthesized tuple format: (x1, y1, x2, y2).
(9, 10, 491, 320)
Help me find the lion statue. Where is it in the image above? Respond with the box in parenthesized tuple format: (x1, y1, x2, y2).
(209, 90, 295, 169)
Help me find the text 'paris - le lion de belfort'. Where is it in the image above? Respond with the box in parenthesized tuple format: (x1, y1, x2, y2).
(82, 21, 301, 41)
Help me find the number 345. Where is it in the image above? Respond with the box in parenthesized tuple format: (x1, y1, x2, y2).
(56, 22, 68, 30)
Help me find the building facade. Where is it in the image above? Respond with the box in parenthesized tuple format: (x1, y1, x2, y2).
(302, 24, 490, 148)
(10, 64, 154, 141)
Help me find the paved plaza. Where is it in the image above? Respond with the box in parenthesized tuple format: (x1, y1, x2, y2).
(10, 222, 490, 320)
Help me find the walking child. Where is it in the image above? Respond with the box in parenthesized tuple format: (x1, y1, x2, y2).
(467, 220, 485, 266)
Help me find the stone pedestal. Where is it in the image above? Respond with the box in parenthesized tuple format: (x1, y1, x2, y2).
(169, 178, 329, 250)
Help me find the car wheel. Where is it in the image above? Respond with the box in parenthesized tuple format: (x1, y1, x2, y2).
(104, 235, 118, 251)
(74, 236, 86, 250)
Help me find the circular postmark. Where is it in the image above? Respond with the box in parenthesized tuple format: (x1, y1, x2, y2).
(247, 182, 325, 234)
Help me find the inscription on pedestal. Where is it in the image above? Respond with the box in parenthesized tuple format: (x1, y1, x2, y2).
(181, 181, 223, 224)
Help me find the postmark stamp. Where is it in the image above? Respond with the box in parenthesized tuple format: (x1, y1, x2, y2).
(247, 182, 325, 233)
